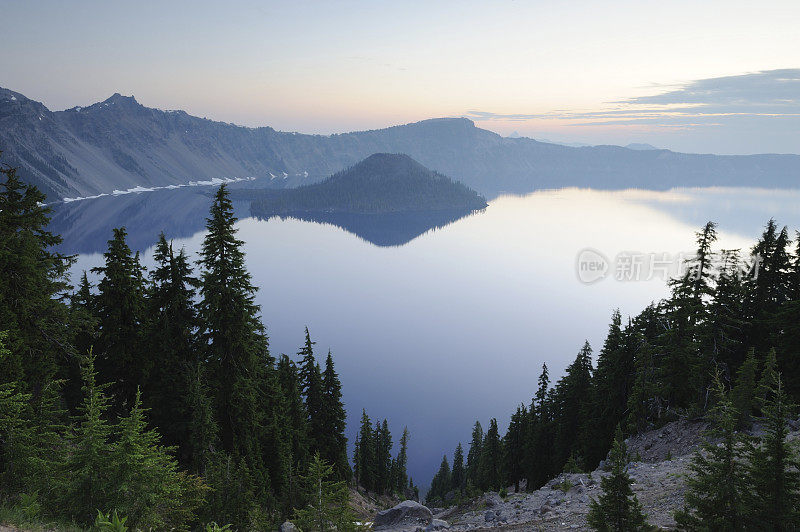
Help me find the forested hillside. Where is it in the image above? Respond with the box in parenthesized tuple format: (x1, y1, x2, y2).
(0, 160, 415, 530)
(427, 219, 800, 528)
(247, 153, 487, 216)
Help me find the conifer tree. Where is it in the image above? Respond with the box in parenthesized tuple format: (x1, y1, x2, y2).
(465, 420, 483, 487)
(92, 227, 147, 415)
(374, 419, 393, 494)
(427, 455, 451, 504)
(197, 184, 288, 513)
(395, 427, 410, 493)
(525, 362, 555, 490)
(109, 388, 207, 530)
(277, 354, 310, 503)
(478, 418, 503, 491)
(184, 359, 218, 474)
(356, 409, 376, 491)
(675, 372, 750, 530)
(731, 348, 758, 428)
(553, 342, 593, 469)
(586, 310, 634, 468)
(321, 351, 350, 481)
(0, 162, 73, 390)
(587, 426, 650, 531)
(144, 234, 199, 462)
(298, 328, 325, 452)
(294, 453, 356, 532)
(746, 372, 800, 530)
(58, 350, 115, 523)
(451, 442, 465, 493)
(503, 404, 527, 492)
(706, 249, 747, 369)
(64, 271, 97, 412)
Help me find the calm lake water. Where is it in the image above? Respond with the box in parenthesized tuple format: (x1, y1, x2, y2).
(52, 185, 800, 488)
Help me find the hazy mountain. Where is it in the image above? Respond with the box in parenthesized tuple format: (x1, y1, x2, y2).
(246, 153, 487, 216)
(626, 142, 660, 151)
(3, 87, 800, 200)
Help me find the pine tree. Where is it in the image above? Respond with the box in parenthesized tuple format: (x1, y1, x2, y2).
(92, 227, 147, 415)
(586, 310, 634, 468)
(109, 388, 208, 530)
(356, 410, 376, 491)
(144, 234, 199, 463)
(64, 271, 97, 412)
(478, 418, 503, 491)
(395, 427, 410, 493)
(553, 342, 593, 469)
(277, 354, 310, 505)
(58, 350, 115, 524)
(465, 420, 483, 487)
(321, 351, 350, 481)
(706, 250, 747, 370)
(294, 453, 357, 532)
(374, 419, 393, 494)
(427, 455, 451, 504)
(0, 162, 73, 391)
(675, 372, 750, 530)
(746, 372, 800, 530)
(298, 328, 325, 453)
(184, 359, 218, 474)
(503, 404, 527, 492)
(731, 348, 757, 428)
(758, 348, 779, 404)
(587, 426, 650, 531)
(451, 442, 465, 493)
(197, 184, 287, 511)
(525, 362, 554, 490)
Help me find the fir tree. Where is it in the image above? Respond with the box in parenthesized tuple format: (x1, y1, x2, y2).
(451, 442, 465, 493)
(277, 354, 310, 504)
(731, 348, 757, 428)
(427, 455, 451, 504)
(294, 453, 357, 532)
(374, 419, 393, 494)
(144, 234, 200, 463)
(197, 184, 288, 513)
(298, 328, 325, 453)
(395, 427, 410, 493)
(58, 350, 115, 523)
(0, 161, 73, 390)
(465, 420, 483, 487)
(109, 388, 207, 530)
(321, 351, 350, 481)
(92, 227, 147, 415)
(675, 372, 750, 530)
(746, 372, 800, 530)
(503, 404, 527, 492)
(478, 418, 503, 491)
(356, 409, 376, 491)
(587, 426, 650, 531)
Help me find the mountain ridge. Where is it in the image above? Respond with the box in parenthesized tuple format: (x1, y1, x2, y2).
(2, 87, 800, 200)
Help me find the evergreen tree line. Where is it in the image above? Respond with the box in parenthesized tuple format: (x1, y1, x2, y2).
(353, 409, 416, 499)
(0, 161, 410, 530)
(429, 219, 800, 506)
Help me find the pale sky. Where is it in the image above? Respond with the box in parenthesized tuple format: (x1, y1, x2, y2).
(3, 0, 800, 154)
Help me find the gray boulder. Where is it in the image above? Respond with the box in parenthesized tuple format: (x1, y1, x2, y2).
(373, 500, 433, 529)
(279, 522, 299, 532)
(426, 519, 451, 531)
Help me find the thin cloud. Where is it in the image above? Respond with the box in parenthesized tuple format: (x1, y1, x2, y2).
(466, 69, 800, 128)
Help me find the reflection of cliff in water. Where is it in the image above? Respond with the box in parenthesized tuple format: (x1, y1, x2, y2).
(253, 208, 485, 247)
(48, 188, 250, 255)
